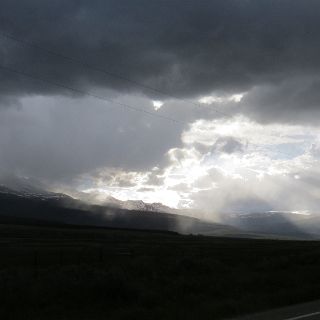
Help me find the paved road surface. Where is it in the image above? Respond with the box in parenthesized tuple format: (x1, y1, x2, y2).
(230, 300, 320, 320)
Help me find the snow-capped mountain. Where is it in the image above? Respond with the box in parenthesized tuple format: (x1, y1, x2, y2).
(0, 178, 72, 202)
(0, 185, 70, 200)
(0, 182, 245, 236)
(103, 197, 177, 214)
(1, 176, 319, 239)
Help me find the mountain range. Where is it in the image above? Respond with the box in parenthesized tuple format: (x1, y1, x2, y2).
(0, 178, 320, 239)
(0, 183, 244, 237)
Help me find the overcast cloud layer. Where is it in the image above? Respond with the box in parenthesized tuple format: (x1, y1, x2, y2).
(0, 1, 320, 110)
(1, 1, 320, 217)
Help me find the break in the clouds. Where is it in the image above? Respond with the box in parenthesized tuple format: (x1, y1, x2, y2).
(1, 1, 320, 216)
(75, 117, 320, 215)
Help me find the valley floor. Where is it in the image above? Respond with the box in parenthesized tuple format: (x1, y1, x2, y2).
(1, 223, 320, 319)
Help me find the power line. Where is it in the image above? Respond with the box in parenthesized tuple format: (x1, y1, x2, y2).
(0, 30, 230, 119)
(0, 63, 187, 125)
(0, 32, 168, 96)
(0, 63, 299, 159)
(0, 32, 301, 159)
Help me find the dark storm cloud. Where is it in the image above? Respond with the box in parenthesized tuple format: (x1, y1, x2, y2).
(2, 0, 320, 191)
(0, 0, 320, 105)
(238, 77, 320, 124)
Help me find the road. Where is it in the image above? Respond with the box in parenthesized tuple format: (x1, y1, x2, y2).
(231, 300, 320, 320)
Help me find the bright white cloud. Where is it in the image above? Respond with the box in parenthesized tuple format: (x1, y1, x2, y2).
(152, 100, 164, 110)
(55, 113, 320, 217)
(199, 93, 245, 104)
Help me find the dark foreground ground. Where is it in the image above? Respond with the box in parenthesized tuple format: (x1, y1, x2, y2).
(1, 224, 320, 319)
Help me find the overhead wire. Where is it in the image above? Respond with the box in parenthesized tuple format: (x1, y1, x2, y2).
(0, 63, 187, 125)
(0, 31, 301, 158)
(0, 31, 230, 118)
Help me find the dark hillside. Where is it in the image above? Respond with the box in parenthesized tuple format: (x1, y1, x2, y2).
(0, 187, 241, 236)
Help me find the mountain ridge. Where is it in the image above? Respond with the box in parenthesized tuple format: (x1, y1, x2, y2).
(0, 184, 245, 237)
(1, 179, 319, 239)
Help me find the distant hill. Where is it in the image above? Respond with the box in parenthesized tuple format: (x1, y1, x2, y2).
(101, 195, 177, 214)
(1, 178, 319, 239)
(0, 185, 243, 236)
(221, 211, 319, 239)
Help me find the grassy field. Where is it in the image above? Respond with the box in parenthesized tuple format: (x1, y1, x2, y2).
(1, 224, 320, 319)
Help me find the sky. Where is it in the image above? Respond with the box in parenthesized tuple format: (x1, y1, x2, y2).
(1, 0, 320, 218)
